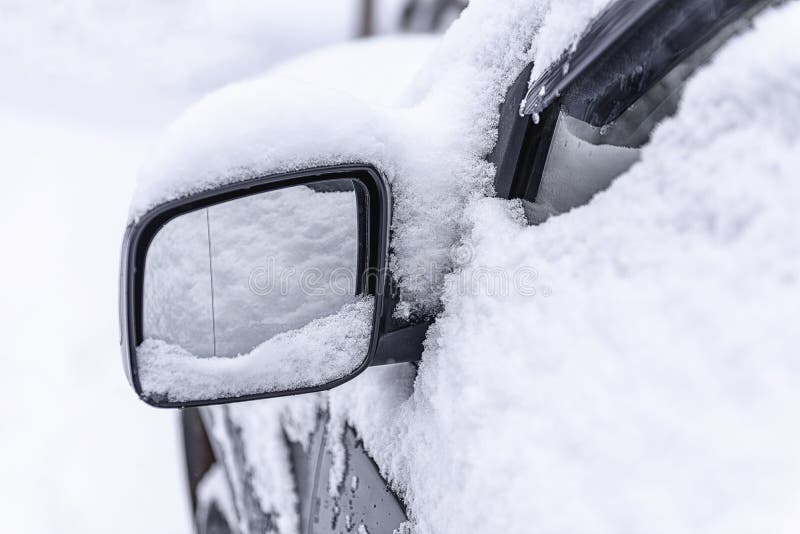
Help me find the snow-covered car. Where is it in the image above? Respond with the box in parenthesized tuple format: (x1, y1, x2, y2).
(119, 0, 800, 533)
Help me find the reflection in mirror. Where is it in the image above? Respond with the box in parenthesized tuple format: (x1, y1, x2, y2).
(138, 179, 374, 402)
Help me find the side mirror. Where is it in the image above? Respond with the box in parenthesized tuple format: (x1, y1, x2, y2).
(120, 165, 421, 408)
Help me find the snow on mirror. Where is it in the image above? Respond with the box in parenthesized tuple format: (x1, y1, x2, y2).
(137, 180, 374, 403)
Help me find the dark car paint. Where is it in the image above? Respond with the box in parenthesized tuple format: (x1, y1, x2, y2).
(300, 422, 408, 533)
(187, 406, 408, 534)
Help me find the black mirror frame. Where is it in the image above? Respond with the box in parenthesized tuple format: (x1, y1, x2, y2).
(120, 164, 394, 408)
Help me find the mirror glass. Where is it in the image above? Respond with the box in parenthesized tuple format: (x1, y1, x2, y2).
(137, 179, 374, 403)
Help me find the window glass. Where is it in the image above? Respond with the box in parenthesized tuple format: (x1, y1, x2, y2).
(530, 5, 765, 222)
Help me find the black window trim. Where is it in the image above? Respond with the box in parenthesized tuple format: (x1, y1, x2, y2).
(521, 0, 770, 122)
(495, 0, 774, 205)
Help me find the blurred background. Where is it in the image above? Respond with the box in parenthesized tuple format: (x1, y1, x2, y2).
(0, 1, 463, 532)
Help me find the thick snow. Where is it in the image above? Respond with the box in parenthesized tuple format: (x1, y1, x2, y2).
(330, 3, 800, 534)
(176, 1, 800, 534)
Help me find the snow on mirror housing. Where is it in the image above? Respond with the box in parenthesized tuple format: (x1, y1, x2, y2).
(120, 166, 390, 408)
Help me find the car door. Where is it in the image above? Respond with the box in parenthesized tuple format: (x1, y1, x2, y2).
(192, 405, 408, 534)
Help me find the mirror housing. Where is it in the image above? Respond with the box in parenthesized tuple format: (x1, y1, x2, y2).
(120, 164, 425, 408)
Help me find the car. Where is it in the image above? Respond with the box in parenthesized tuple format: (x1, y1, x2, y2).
(119, 0, 792, 532)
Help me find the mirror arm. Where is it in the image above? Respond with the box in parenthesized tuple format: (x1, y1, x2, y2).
(372, 322, 429, 365)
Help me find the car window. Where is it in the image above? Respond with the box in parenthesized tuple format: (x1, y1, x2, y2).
(525, 1, 772, 223)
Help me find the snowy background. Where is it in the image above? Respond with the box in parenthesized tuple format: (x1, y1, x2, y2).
(4, 1, 799, 533)
(0, 1, 406, 532)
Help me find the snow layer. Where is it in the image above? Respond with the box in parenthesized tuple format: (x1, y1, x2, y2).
(200, 1, 800, 534)
(130, 0, 580, 313)
(329, 3, 800, 534)
(139, 297, 374, 402)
